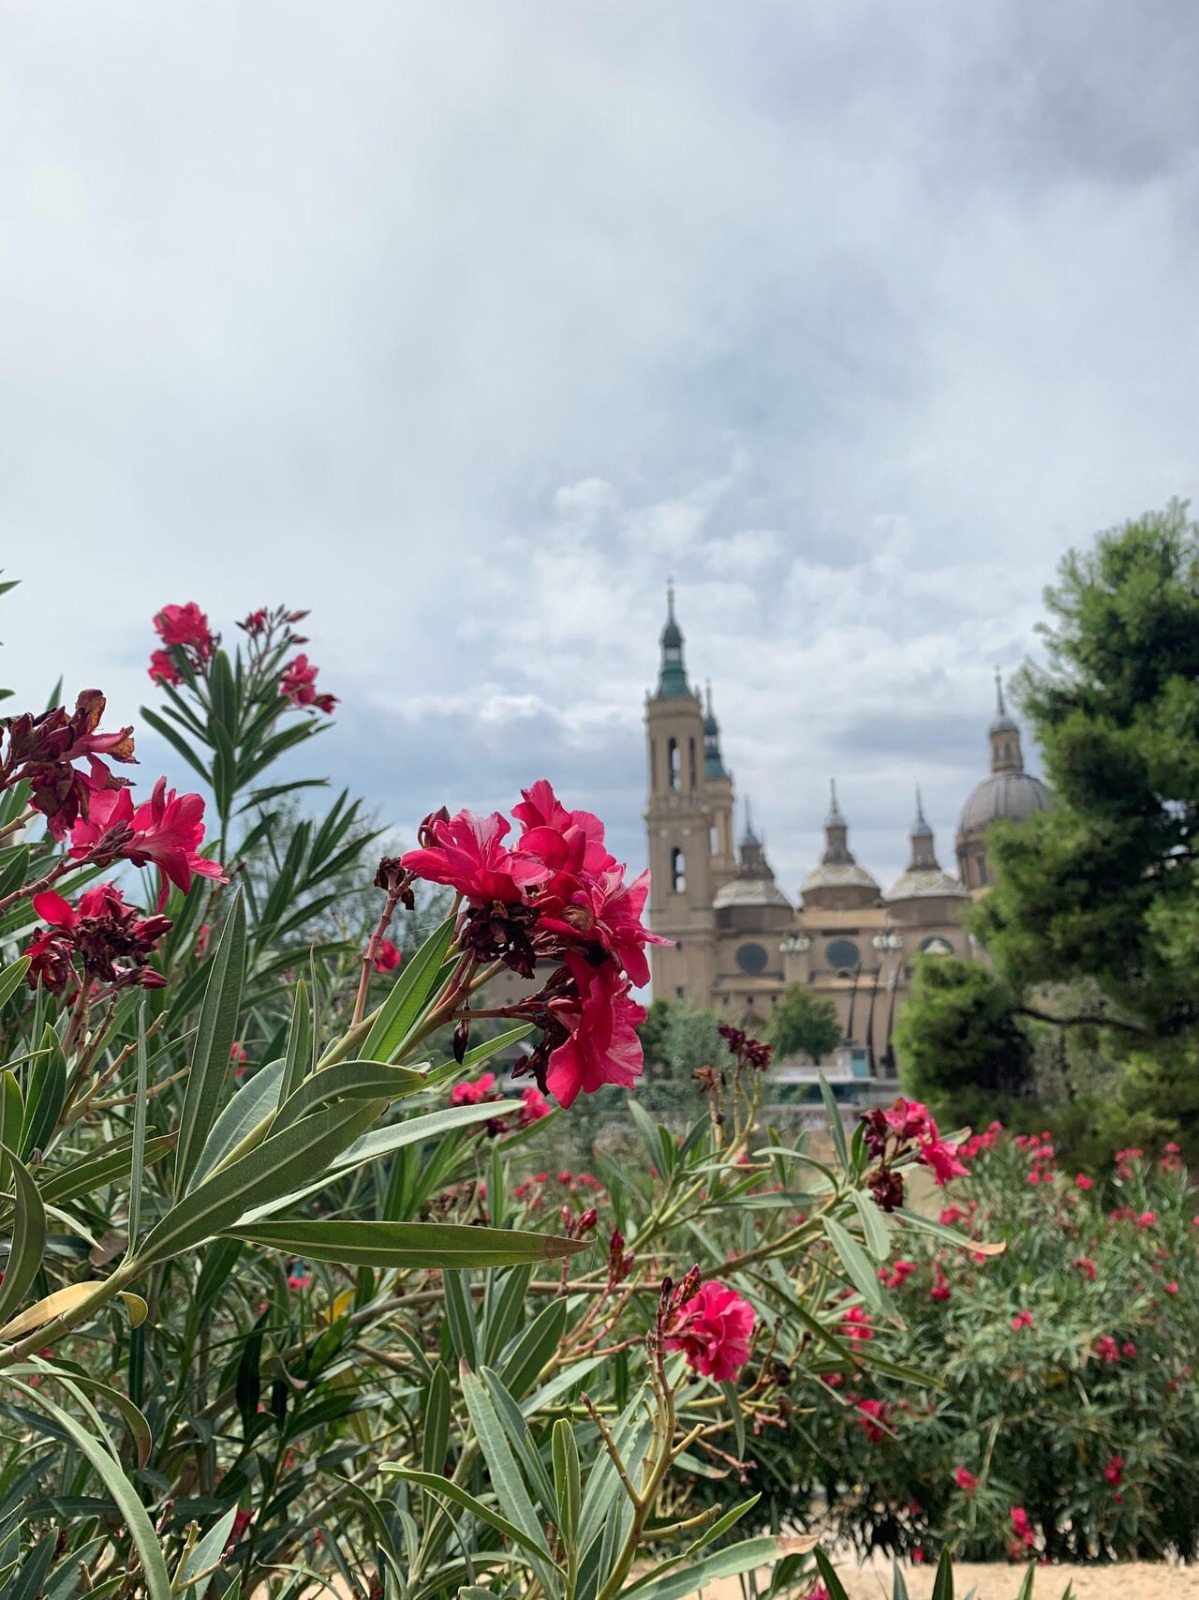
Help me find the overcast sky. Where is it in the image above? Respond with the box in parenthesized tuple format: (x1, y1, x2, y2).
(2, 0, 1197, 901)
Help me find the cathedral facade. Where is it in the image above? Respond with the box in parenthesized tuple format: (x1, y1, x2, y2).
(644, 592, 1049, 1071)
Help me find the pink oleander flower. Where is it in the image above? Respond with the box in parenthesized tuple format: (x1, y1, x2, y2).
(230, 1041, 247, 1064)
(520, 1086, 551, 1124)
(148, 649, 182, 686)
(279, 653, 337, 714)
(955, 1466, 980, 1493)
(665, 1280, 755, 1382)
(286, 1268, 312, 1292)
(1137, 1210, 1157, 1229)
(69, 776, 227, 910)
(1011, 1309, 1035, 1330)
(1075, 1173, 1094, 1189)
(930, 1269, 951, 1302)
(1094, 1335, 1120, 1364)
(862, 1097, 967, 1186)
(27, 883, 171, 993)
(1103, 1454, 1124, 1486)
(154, 602, 214, 655)
(450, 1072, 498, 1107)
(1074, 1256, 1097, 1281)
(543, 953, 645, 1109)
(1010, 1507, 1036, 1549)
(1165, 1281, 1180, 1295)
(402, 809, 550, 907)
(855, 1397, 892, 1443)
(372, 938, 402, 973)
(879, 1259, 918, 1290)
(841, 1306, 874, 1342)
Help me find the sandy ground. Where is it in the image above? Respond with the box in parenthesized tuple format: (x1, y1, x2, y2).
(696, 1556, 1199, 1598)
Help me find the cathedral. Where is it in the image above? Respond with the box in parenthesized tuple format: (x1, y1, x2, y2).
(644, 591, 1050, 1072)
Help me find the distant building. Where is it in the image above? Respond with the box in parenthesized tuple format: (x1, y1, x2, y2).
(644, 590, 1049, 1078)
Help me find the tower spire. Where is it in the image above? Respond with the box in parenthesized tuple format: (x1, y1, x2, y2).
(994, 667, 1006, 719)
(654, 582, 691, 700)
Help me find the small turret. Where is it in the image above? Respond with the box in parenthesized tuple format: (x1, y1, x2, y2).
(703, 682, 729, 779)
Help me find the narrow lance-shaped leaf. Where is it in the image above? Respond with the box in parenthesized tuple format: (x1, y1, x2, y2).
(20, 1025, 66, 1161)
(0, 1142, 47, 1330)
(823, 1215, 886, 1313)
(176, 891, 246, 1197)
(127, 1002, 150, 1257)
(226, 1220, 587, 1269)
(280, 978, 311, 1102)
(360, 916, 457, 1064)
(135, 1096, 380, 1268)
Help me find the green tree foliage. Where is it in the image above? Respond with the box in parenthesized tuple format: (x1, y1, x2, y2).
(898, 501, 1199, 1159)
(895, 956, 1035, 1130)
(766, 983, 842, 1064)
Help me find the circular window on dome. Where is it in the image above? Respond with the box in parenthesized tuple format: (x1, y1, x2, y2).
(735, 941, 769, 976)
(824, 938, 861, 972)
(919, 935, 954, 956)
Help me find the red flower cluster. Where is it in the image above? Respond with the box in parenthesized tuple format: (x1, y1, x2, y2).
(855, 1397, 893, 1443)
(1010, 1507, 1036, 1553)
(664, 1278, 755, 1382)
(450, 1072, 500, 1107)
(1011, 1309, 1035, 1331)
(2, 690, 136, 839)
(149, 602, 216, 684)
(862, 1097, 968, 1211)
(1104, 1454, 1124, 1486)
(1073, 1255, 1097, 1281)
(70, 776, 226, 911)
(401, 781, 665, 1108)
(879, 1259, 917, 1290)
(27, 884, 171, 994)
(955, 1466, 980, 1493)
(958, 1120, 1003, 1161)
(841, 1306, 874, 1342)
(280, 654, 337, 715)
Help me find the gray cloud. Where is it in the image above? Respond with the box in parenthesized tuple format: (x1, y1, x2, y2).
(1, 0, 1196, 919)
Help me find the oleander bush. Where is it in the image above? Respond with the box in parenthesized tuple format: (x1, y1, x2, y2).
(1, 589, 1046, 1600)
(729, 1124, 1199, 1566)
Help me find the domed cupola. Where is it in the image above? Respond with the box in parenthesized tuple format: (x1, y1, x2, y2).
(956, 673, 1050, 888)
(800, 781, 880, 911)
(886, 789, 970, 903)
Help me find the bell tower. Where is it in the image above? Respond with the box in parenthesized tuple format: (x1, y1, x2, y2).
(644, 587, 717, 1001)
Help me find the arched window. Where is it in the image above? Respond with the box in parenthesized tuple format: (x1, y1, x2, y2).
(710, 824, 718, 854)
(688, 738, 697, 790)
(668, 738, 681, 790)
(671, 847, 686, 893)
(978, 854, 988, 886)
(1004, 741, 1013, 763)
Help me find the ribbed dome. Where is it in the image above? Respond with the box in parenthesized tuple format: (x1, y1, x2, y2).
(959, 772, 1050, 833)
(713, 876, 792, 909)
(800, 860, 880, 895)
(886, 866, 970, 902)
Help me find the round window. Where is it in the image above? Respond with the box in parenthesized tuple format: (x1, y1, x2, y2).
(824, 938, 861, 972)
(735, 941, 769, 976)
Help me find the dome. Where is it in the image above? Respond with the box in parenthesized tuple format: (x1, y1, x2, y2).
(958, 772, 1050, 833)
(713, 875, 792, 910)
(886, 866, 970, 902)
(800, 860, 880, 896)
